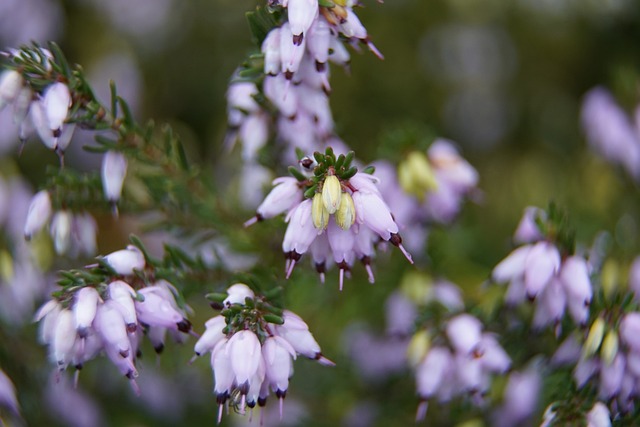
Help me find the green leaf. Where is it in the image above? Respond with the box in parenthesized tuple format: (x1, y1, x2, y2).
(361, 165, 375, 175)
(109, 80, 118, 119)
(117, 96, 135, 128)
(304, 184, 317, 199)
(288, 165, 306, 181)
(342, 166, 358, 179)
(263, 314, 284, 325)
(48, 42, 71, 79)
(318, 0, 336, 7)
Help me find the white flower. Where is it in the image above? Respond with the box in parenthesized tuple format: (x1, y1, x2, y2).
(446, 314, 483, 355)
(587, 401, 612, 427)
(102, 245, 145, 275)
(24, 190, 52, 239)
(227, 330, 262, 390)
(223, 283, 255, 306)
(102, 151, 128, 203)
(0, 70, 23, 110)
(50, 210, 72, 255)
(43, 82, 71, 134)
(73, 287, 100, 337)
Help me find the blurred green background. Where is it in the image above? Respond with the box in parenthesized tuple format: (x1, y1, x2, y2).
(2, 0, 640, 426)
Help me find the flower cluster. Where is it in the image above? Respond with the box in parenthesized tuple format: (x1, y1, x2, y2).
(581, 87, 640, 181)
(245, 148, 413, 290)
(0, 48, 76, 163)
(227, 0, 382, 166)
(491, 206, 592, 330)
(195, 283, 333, 422)
(411, 313, 511, 421)
(24, 189, 98, 257)
(35, 245, 192, 393)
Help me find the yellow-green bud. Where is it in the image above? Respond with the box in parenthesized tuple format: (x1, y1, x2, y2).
(400, 271, 432, 304)
(322, 175, 342, 214)
(407, 329, 431, 367)
(0, 250, 13, 282)
(335, 192, 356, 230)
(583, 317, 606, 360)
(399, 151, 437, 199)
(600, 329, 619, 366)
(312, 193, 329, 230)
(601, 259, 620, 300)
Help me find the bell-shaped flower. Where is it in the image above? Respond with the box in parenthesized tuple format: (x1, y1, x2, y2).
(73, 212, 98, 256)
(50, 210, 72, 255)
(559, 256, 592, 306)
(35, 300, 62, 345)
(352, 190, 398, 241)
(24, 190, 52, 240)
(263, 336, 296, 396)
(108, 280, 138, 331)
(263, 74, 298, 118)
(135, 288, 185, 330)
(224, 283, 255, 306)
(416, 346, 452, 399)
(52, 309, 77, 369)
(477, 334, 511, 373)
(0, 70, 23, 110)
(307, 17, 331, 65)
(194, 316, 226, 357)
(620, 313, 640, 353)
(586, 402, 611, 427)
(262, 27, 282, 76)
(102, 151, 128, 203)
(227, 330, 262, 389)
(598, 353, 625, 400)
(275, 315, 334, 366)
(73, 287, 100, 337)
(523, 241, 560, 299)
(102, 245, 145, 276)
(43, 82, 71, 134)
(94, 301, 131, 357)
(279, 22, 306, 78)
(446, 314, 482, 355)
(30, 98, 57, 149)
(492, 245, 531, 283)
(248, 177, 302, 225)
(513, 207, 544, 244)
(283, 199, 317, 260)
(288, 0, 318, 41)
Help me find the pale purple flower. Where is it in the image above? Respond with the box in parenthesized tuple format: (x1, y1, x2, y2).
(275, 310, 334, 366)
(51, 210, 73, 255)
(52, 309, 77, 369)
(513, 206, 545, 244)
(492, 365, 541, 427)
(245, 177, 302, 226)
(135, 287, 186, 330)
(262, 27, 282, 76)
(263, 336, 296, 396)
(523, 241, 561, 299)
(24, 189, 52, 239)
(307, 17, 331, 66)
(587, 402, 611, 427)
(101, 245, 145, 275)
(0, 69, 23, 109)
(620, 312, 640, 353)
(239, 112, 269, 162)
(581, 87, 640, 180)
(287, 0, 318, 41)
(108, 280, 138, 330)
(223, 283, 255, 306)
(280, 22, 306, 79)
(446, 314, 483, 355)
(94, 300, 132, 357)
(73, 287, 101, 337)
(0, 369, 19, 416)
(228, 330, 263, 390)
(193, 316, 226, 357)
(416, 346, 452, 401)
(102, 150, 128, 203)
(598, 354, 625, 400)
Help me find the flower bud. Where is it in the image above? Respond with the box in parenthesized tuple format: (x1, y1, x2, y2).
(321, 175, 342, 214)
(312, 192, 329, 229)
(407, 329, 431, 367)
(446, 314, 482, 355)
(102, 151, 128, 203)
(262, 27, 281, 75)
(399, 151, 437, 198)
(586, 402, 611, 427)
(24, 190, 52, 240)
(583, 317, 605, 360)
(335, 192, 355, 230)
(600, 329, 619, 366)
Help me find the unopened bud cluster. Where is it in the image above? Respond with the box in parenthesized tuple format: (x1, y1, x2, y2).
(196, 283, 333, 422)
(245, 148, 413, 290)
(35, 245, 192, 393)
(411, 313, 511, 421)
